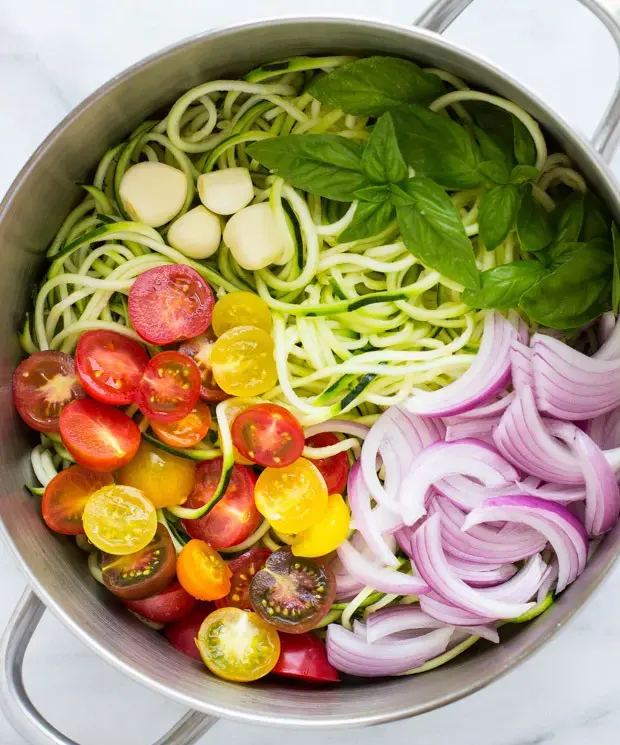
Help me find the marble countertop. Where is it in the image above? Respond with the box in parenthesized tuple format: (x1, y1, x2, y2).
(1, 0, 620, 743)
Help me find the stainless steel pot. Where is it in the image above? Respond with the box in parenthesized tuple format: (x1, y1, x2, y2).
(2, 1, 620, 743)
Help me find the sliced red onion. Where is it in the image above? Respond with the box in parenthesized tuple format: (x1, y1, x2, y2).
(445, 555, 517, 587)
(409, 514, 536, 618)
(572, 428, 620, 535)
(419, 592, 495, 626)
(537, 558, 558, 603)
(509, 309, 530, 345)
(595, 312, 620, 358)
(462, 495, 588, 592)
(434, 474, 543, 511)
(399, 439, 519, 525)
(326, 623, 454, 677)
(330, 532, 379, 601)
(519, 480, 586, 504)
(405, 312, 516, 418)
(336, 539, 429, 596)
(303, 419, 371, 440)
(589, 408, 620, 450)
(347, 461, 400, 567)
(443, 392, 514, 423)
(365, 605, 499, 644)
(444, 418, 499, 443)
(480, 554, 546, 603)
(511, 340, 534, 392)
(494, 386, 583, 483)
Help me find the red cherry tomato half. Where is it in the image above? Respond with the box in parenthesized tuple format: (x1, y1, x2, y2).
(272, 632, 340, 683)
(122, 579, 197, 624)
(215, 548, 271, 611)
(75, 330, 149, 406)
(42, 466, 114, 535)
(59, 399, 141, 472)
(178, 329, 229, 403)
(135, 351, 201, 423)
(128, 265, 214, 345)
(164, 603, 216, 660)
(13, 351, 85, 432)
(305, 433, 349, 495)
(231, 403, 304, 468)
(182, 458, 261, 550)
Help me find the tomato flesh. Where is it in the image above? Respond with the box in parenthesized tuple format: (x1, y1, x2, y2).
(123, 580, 197, 624)
(272, 632, 340, 683)
(292, 493, 350, 558)
(178, 329, 229, 403)
(305, 433, 349, 495)
(75, 330, 149, 406)
(211, 292, 272, 336)
(13, 351, 85, 432)
(215, 548, 271, 611)
(211, 325, 278, 397)
(128, 264, 214, 345)
(135, 351, 201, 423)
(42, 466, 113, 535)
(182, 459, 261, 549)
(150, 401, 211, 448)
(177, 539, 231, 601)
(231, 403, 304, 468)
(99, 524, 176, 601)
(164, 603, 216, 659)
(59, 398, 141, 472)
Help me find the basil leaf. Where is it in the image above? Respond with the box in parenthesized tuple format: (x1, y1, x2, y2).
(479, 184, 522, 250)
(340, 200, 396, 242)
(517, 186, 553, 253)
(474, 126, 514, 174)
(612, 223, 620, 314)
(391, 104, 484, 189)
(520, 241, 612, 329)
(396, 177, 479, 289)
(513, 117, 537, 166)
(355, 184, 392, 203)
(247, 135, 367, 202)
(510, 165, 539, 184)
(580, 191, 612, 241)
(307, 56, 443, 117)
(479, 161, 509, 185)
(361, 112, 408, 184)
(554, 192, 585, 244)
(462, 260, 547, 309)
(390, 182, 415, 208)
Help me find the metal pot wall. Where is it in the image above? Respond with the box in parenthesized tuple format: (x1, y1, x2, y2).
(2, 1, 620, 743)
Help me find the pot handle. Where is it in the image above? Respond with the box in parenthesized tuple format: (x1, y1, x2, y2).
(0, 590, 218, 745)
(416, 0, 620, 162)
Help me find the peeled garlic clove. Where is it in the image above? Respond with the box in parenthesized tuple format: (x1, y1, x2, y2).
(223, 202, 287, 271)
(167, 206, 222, 260)
(197, 167, 254, 216)
(119, 162, 187, 227)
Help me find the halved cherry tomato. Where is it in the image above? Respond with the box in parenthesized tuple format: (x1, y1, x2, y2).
(182, 459, 260, 549)
(254, 458, 328, 534)
(75, 330, 149, 406)
(164, 603, 216, 660)
(231, 403, 304, 468)
(305, 433, 349, 495)
(41, 466, 113, 535)
(292, 493, 350, 558)
(135, 351, 201, 423)
(196, 607, 280, 682)
(13, 351, 85, 432)
(211, 326, 278, 397)
(211, 292, 273, 337)
(221, 398, 260, 465)
(82, 484, 157, 555)
(215, 548, 271, 610)
(123, 579, 197, 624)
(117, 440, 195, 509)
(249, 548, 336, 634)
(128, 265, 214, 345)
(59, 398, 141, 472)
(178, 329, 229, 403)
(99, 524, 176, 600)
(150, 401, 211, 448)
(177, 539, 231, 601)
(272, 632, 340, 683)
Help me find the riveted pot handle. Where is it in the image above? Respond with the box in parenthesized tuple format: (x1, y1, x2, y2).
(415, 0, 620, 162)
(0, 590, 218, 745)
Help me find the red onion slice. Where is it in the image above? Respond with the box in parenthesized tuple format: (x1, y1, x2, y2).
(434, 474, 542, 511)
(573, 429, 620, 535)
(511, 341, 534, 392)
(444, 418, 499, 443)
(419, 592, 495, 626)
(443, 392, 514, 423)
(405, 312, 516, 418)
(445, 555, 517, 587)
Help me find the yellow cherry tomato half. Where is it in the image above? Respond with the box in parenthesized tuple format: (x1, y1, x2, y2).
(292, 493, 351, 558)
(82, 484, 157, 555)
(211, 292, 273, 337)
(254, 457, 328, 534)
(196, 607, 280, 682)
(211, 326, 277, 397)
(117, 440, 195, 509)
(177, 539, 231, 601)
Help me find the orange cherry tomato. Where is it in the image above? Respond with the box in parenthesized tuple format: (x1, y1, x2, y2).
(177, 539, 232, 601)
(150, 401, 212, 448)
(42, 466, 113, 535)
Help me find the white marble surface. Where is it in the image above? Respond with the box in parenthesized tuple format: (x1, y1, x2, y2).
(2, 0, 620, 743)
